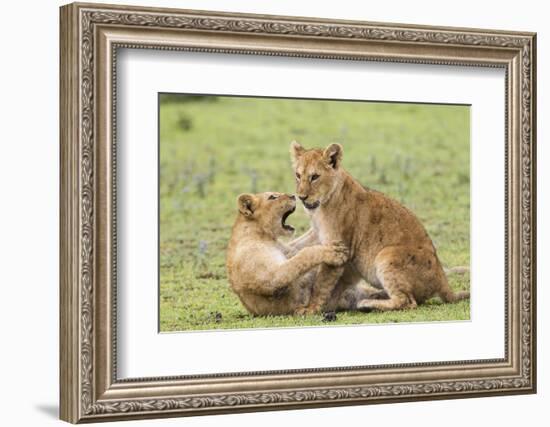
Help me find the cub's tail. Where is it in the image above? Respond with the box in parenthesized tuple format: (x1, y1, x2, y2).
(443, 266, 470, 275)
(439, 288, 470, 303)
(439, 266, 470, 303)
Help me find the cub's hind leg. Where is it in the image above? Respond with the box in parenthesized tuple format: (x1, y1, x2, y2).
(298, 264, 345, 314)
(331, 266, 390, 311)
(357, 265, 417, 312)
(356, 246, 422, 312)
(357, 289, 416, 312)
(324, 265, 361, 312)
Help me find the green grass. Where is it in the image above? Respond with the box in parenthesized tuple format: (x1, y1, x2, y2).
(159, 95, 470, 332)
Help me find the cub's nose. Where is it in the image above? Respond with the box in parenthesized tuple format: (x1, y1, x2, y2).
(298, 195, 308, 202)
(288, 194, 296, 200)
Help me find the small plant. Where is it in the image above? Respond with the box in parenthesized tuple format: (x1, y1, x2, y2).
(207, 156, 217, 183)
(177, 113, 193, 131)
(378, 169, 389, 185)
(369, 155, 377, 174)
(339, 124, 348, 140)
(194, 174, 209, 198)
(194, 240, 209, 273)
(211, 312, 223, 323)
(457, 171, 469, 185)
(397, 181, 407, 203)
(242, 167, 259, 193)
(402, 156, 413, 179)
(249, 170, 258, 193)
(393, 153, 402, 168)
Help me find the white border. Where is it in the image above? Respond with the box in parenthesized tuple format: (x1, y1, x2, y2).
(116, 49, 505, 378)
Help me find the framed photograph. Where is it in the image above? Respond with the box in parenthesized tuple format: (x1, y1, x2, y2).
(60, 2, 536, 423)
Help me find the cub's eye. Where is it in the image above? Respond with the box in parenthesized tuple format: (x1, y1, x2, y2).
(268, 194, 278, 200)
(295, 173, 301, 180)
(311, 174, 320, 182)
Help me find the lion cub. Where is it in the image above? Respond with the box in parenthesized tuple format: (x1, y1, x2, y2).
(226, 192, 348, 316)
(290, 141, 469, 313)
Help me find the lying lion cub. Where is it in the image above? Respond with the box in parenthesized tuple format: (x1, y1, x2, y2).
(226, 192, 350, 316)
(290, 141, 470, 314)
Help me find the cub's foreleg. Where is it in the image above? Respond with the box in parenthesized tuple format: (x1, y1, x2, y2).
(286, 228, 319, 252)
(274, 244, 347, 285)
(253, 244, 347, 300)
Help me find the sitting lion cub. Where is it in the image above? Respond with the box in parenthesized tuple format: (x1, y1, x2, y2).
(290, 141, 470, 314)
(226, 192, 349, 316)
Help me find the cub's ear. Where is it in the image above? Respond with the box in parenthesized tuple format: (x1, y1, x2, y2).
(289, 141, 305, 167)
(237, 193, 257, 218)
(323, 143, 343, 169)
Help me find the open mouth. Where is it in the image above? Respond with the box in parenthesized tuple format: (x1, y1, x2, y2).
(302, 200, 320, 210)
(281, 207, 296, 231)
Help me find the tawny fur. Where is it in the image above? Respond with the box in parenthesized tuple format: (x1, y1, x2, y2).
(289, 141, 470, 314)
(226, 192, 350, 316)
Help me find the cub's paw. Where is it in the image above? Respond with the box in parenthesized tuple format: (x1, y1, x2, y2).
(323, 241, 349, 266)
(294, 306, 308, 316)
(295, 304, 321, 316)
(294, 306, 311, 316)
(357, 299, 375, 313)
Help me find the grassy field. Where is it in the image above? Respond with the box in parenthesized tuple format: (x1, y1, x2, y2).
(159, 94, 470, 332)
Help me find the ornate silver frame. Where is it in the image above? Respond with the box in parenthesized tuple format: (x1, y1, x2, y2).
(60, 2, 536, 423)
